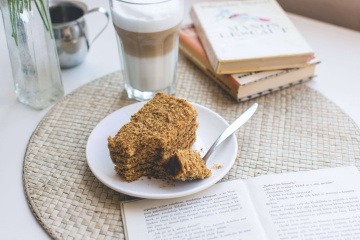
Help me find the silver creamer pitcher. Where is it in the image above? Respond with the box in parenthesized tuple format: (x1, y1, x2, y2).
(50, 0, 109, 68)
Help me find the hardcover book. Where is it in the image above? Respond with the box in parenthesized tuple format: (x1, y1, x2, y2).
(190, 0, 314, 74)
(121, 166, 360, 240)
(179, 24, 319, 102)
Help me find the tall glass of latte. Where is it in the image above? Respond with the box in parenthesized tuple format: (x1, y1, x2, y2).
(109, 0, 184, 101)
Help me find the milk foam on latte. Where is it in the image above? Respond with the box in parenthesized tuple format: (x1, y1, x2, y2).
(111, 0, 183, 33)
(111, 0, 183, 92)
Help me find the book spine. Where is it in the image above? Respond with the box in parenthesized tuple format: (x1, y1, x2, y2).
(179, 25, 240, 100)
(179, 45, 239, 100)
(190, 8, 220, 74)
(237, 77, 313, 102)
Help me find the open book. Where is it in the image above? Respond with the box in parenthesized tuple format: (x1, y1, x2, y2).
(121, 166, 360, 239)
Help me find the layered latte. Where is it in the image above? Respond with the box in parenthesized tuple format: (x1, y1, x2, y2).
(111, 0, 183, 98)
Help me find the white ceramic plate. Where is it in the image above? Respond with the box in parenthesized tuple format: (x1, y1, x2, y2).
(86, 102, 238, 199)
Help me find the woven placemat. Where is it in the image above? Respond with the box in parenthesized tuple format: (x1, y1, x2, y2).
(23, 56, 360, 239)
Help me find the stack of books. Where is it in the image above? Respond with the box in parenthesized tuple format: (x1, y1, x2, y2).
(180, 0, 319, 102)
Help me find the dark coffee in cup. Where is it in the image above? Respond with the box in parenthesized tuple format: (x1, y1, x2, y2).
(50, 2, 85, 24)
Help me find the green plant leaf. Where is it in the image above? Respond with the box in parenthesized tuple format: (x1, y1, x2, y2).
(7, 0, 53, 45)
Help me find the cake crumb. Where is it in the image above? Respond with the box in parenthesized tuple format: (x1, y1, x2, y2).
(163, 149, 211, 181)
(212, 164, 223, 169)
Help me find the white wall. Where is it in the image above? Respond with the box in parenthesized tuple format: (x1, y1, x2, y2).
(277, 0, 360, 32)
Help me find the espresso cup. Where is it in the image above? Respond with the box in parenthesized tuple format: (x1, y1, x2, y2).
(50, 0, 109, 68)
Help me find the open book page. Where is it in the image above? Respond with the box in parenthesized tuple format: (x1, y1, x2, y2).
(121, 179, 267, 240)
(245, 166, 360, 239)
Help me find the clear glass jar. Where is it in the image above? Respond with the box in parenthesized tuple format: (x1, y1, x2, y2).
(1, 0, 64, 110)
(109, 0, 184, 101)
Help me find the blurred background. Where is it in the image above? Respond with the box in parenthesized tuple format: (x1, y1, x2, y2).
(278, 0, 360, 32)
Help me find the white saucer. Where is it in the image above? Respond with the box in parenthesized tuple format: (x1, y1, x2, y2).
(86, 102, 238, 199)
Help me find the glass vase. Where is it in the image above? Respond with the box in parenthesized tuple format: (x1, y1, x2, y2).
(0, 0, 64, 110)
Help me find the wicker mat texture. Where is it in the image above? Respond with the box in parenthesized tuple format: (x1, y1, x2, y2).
(23, 56, 360, 239)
